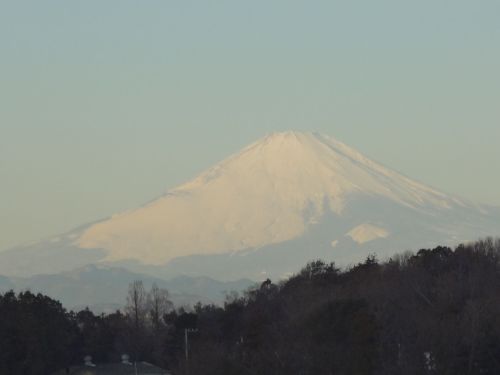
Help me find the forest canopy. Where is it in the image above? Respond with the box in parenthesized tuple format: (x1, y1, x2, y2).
(1, 238, 500, 374)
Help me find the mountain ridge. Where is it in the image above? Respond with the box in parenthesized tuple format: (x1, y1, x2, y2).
(0, 265, 254, 312)
(75, 131, 483, 264)
(0, 131, 499, 280)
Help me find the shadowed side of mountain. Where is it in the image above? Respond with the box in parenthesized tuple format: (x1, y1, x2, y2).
(0, 243, 105, 277)
(109, 196, 500, 281)
(0, 222, 107, 277)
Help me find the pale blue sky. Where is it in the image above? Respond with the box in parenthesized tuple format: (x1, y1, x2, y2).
(1, 1, 499, 250)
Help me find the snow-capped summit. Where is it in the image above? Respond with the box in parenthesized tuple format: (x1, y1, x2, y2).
(75, 131, 473, 264)
(1, 131, 498, 279)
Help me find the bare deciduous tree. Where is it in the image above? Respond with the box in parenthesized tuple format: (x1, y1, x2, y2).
(148, 282, 173, 330)
(126, 280, 148, 330)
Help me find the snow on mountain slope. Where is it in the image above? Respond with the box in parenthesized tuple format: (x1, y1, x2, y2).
(75, 131, 472, 264)
(1, 131, 498, 279)
(347, 224, 389, 244)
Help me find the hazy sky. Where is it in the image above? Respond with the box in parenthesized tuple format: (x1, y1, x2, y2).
(1, 1, 499, 250)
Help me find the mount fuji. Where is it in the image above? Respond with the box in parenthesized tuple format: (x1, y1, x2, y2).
(1, 131, 499, 282)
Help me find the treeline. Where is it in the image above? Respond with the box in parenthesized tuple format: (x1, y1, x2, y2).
(1, 238, 500, 374)
(183, 238, 500, 375)
(0, 281, 179, 374)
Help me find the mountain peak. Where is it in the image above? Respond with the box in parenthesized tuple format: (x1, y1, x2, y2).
(258, 130, 322, 145)
(2, 131, 498, 280)
(245, 131, 366, 166)
(73, 131, 469, 264)
(252, 130, 331, 148)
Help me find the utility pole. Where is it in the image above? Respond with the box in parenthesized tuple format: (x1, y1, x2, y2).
(184, 328, 198, 374)
(184, 328, 189, 362)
